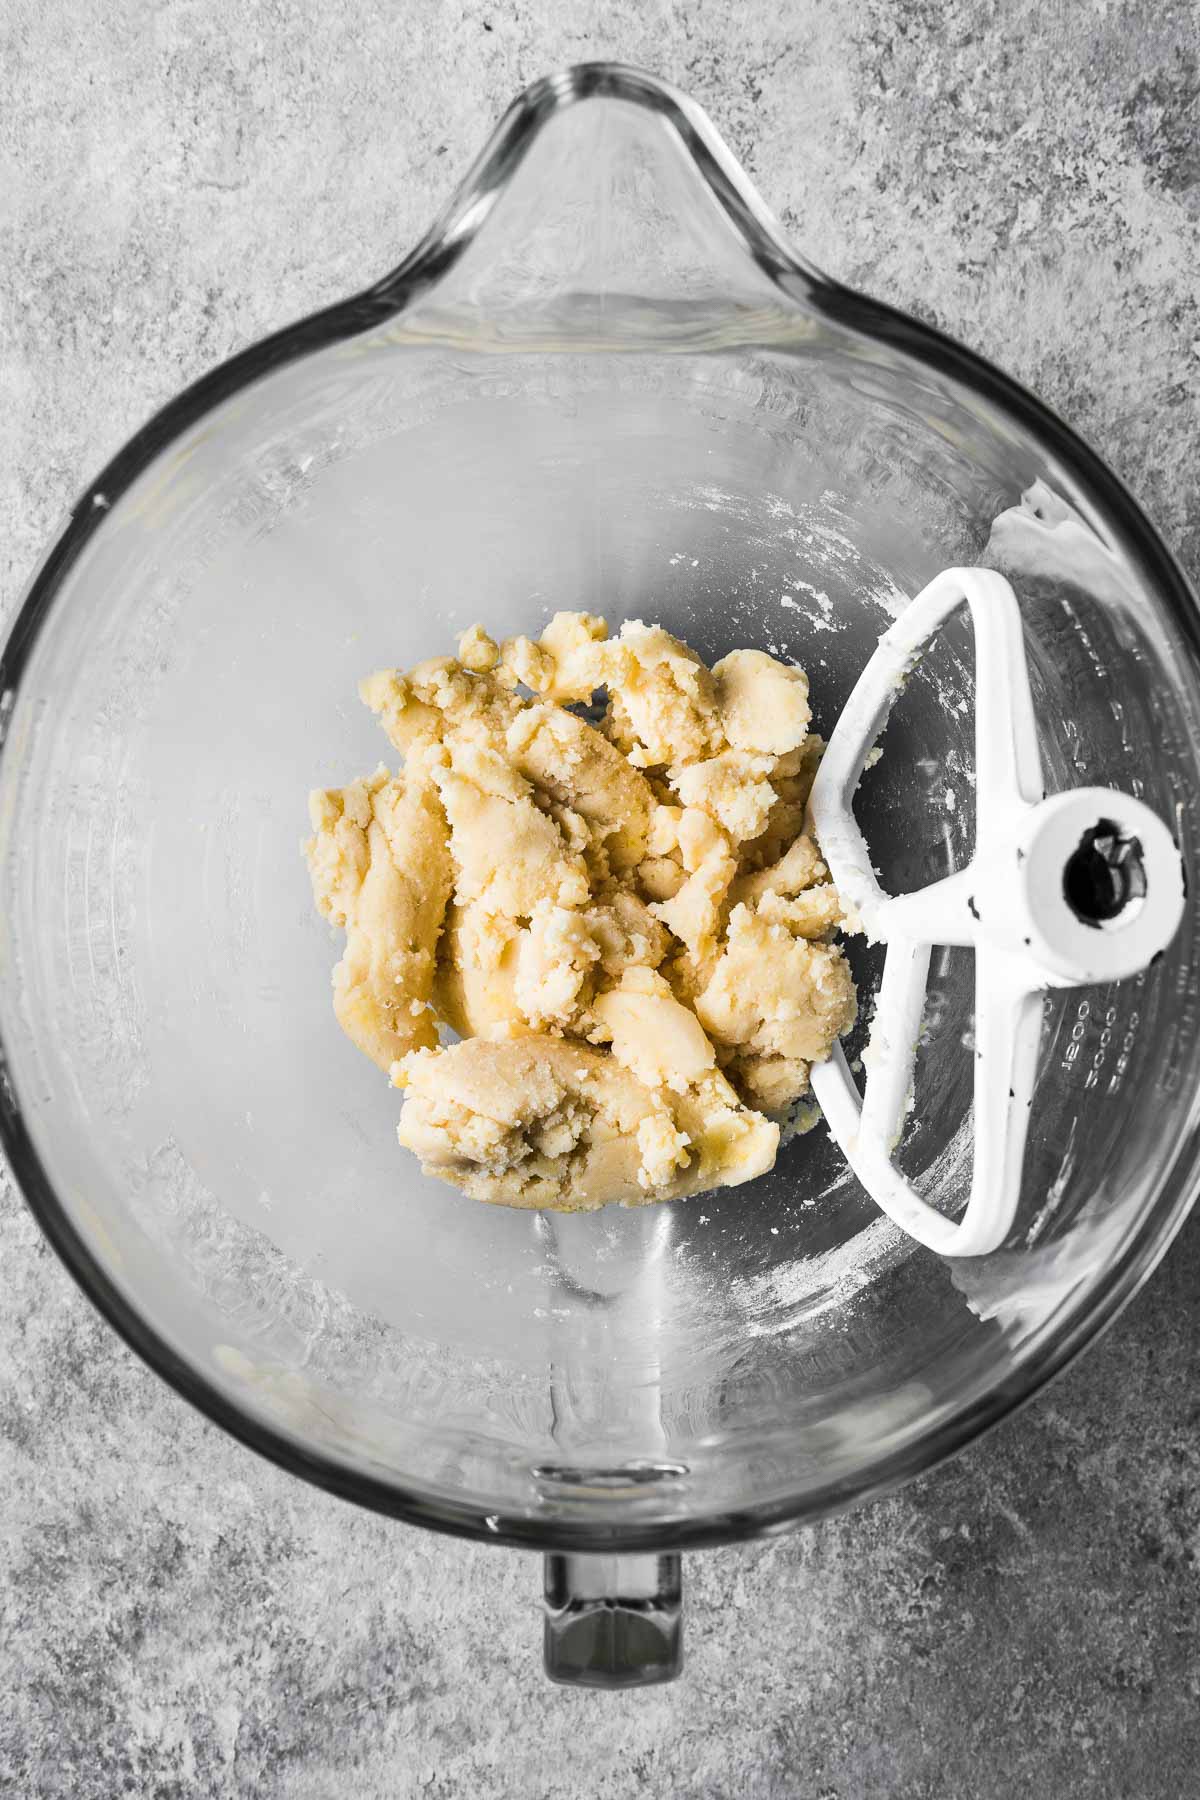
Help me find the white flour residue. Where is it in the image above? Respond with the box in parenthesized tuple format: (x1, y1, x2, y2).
(781, 579, 838, 633)
(678, 483, 913, 629)
(866, 576, 913, 620)
(948, 1182, 1144, 1337)
(730, 1211, 905, 1333)
(728, 1110, 974, 1336)
(984, 479, 1142, 607)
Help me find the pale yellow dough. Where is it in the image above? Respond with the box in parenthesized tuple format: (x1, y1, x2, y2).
(395, 1033, 776, 1211)
(306, 612, 858, 1211)
(305, 760, 452, 1071)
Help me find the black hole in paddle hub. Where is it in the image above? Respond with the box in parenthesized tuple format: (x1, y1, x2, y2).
(1063, 819, 1147, 927)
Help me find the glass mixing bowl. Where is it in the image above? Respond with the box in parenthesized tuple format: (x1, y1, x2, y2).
(3, 65, 1200, 1688)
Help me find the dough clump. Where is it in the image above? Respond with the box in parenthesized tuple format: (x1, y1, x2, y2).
(305, 613, 857, 1211)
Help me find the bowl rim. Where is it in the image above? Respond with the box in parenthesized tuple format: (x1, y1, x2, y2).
(3, 60, 1200, 1553)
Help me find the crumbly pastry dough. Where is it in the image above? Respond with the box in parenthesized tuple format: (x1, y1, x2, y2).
(306, 759, 452, 1071)
(305, 613, 858, 1211)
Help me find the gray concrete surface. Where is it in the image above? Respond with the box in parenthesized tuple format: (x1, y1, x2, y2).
(2, 1, 1200, 1794)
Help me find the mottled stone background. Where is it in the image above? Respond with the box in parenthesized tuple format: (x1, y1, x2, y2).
(2, 2, 1199, 1795)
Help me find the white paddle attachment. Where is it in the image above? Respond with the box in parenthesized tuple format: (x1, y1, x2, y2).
(808, 568, 1185, 1256)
